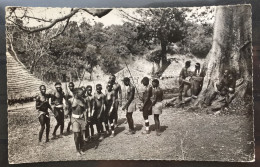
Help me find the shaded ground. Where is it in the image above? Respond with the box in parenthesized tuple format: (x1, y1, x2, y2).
(8, 106, 254, 164)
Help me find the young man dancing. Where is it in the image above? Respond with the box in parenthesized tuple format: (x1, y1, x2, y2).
(36, 85, 53, 143)
(68, 88, 87, 156)
(51, 82, 67, 138)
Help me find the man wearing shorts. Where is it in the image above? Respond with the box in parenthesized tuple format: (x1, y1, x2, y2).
(51, 82, 67, 138)
(68, 88, 87, 156)
(140, 77, 153, 134)
(36, 85, 53, 143)
(151, 79, 164, 136)
(84, 85, 95, 142)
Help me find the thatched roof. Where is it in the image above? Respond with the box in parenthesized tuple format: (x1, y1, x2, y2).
(6, 52, 49, 99)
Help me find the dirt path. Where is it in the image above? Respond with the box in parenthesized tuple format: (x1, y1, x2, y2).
(8, 107, 254, 164)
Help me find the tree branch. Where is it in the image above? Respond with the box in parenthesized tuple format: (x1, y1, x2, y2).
(119, 9, 145, 24)
(7, 8, 80, 33)
(51, 17, 71, 39)
(24, 15, 52, 23)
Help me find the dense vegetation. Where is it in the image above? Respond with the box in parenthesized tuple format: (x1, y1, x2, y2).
(6, 7, 214, 82)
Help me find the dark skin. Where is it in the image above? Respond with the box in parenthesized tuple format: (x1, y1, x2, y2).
(141, 80, 152, 111)
(51, 85, 68, 108)
(94, 86, 105, 119)
(68, 83, 75, 98)
(106, 84, 116, 116)
(51, 84, 68, 136)
(151, 81, 163, 135)
(193, 65, 200, 76)
(84, 87, 95, 139)
(66, 83, 74, 131)
(150, 82, 163, 110)
(109, 76, 122, 106)
(68, 89, 86, 156)
(122, 81, 135, 111)
(85, 87, 95, 119)
(36, 86, 53, 113)
(36, 86, 53, 142)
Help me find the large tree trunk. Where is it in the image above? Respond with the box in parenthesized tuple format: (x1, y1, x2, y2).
(198, 5, 252, 104)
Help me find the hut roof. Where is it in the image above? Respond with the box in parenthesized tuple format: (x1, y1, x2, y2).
(6, 52, 50, 99)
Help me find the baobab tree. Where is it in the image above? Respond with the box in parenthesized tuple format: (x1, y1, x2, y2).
(198, 5, 252, 108)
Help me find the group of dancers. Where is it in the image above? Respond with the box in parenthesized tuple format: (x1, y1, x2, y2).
(36, 75, 164, 155)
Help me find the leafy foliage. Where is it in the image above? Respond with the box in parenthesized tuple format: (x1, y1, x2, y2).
(6, 8, 214, 82)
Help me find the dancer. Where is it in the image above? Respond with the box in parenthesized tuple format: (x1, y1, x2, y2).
(36, 85, 53, 143)
(68, 88, 87, 156)
(51, 82, 67, 138)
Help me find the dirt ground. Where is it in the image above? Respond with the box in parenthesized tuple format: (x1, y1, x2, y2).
(8, 105, 254, 164)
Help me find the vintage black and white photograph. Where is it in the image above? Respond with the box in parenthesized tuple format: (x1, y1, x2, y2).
(6, 5, 254, 163)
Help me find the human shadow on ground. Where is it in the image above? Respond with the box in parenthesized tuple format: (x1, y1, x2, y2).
(134, 124, 143, 131)
(150, 125, 168, 133)
(114, 126, 125, 136)
(63, 130, 73, 136)
(117, 118, 127, 126)
(50, 134, 65, 141)
(82, 136, 100, 151)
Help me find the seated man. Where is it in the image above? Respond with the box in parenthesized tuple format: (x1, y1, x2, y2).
(208, 70, 236, 111)
(190, 63, 204, 97)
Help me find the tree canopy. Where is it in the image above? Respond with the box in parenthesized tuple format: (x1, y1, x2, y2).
(6, 7, 215, 82)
